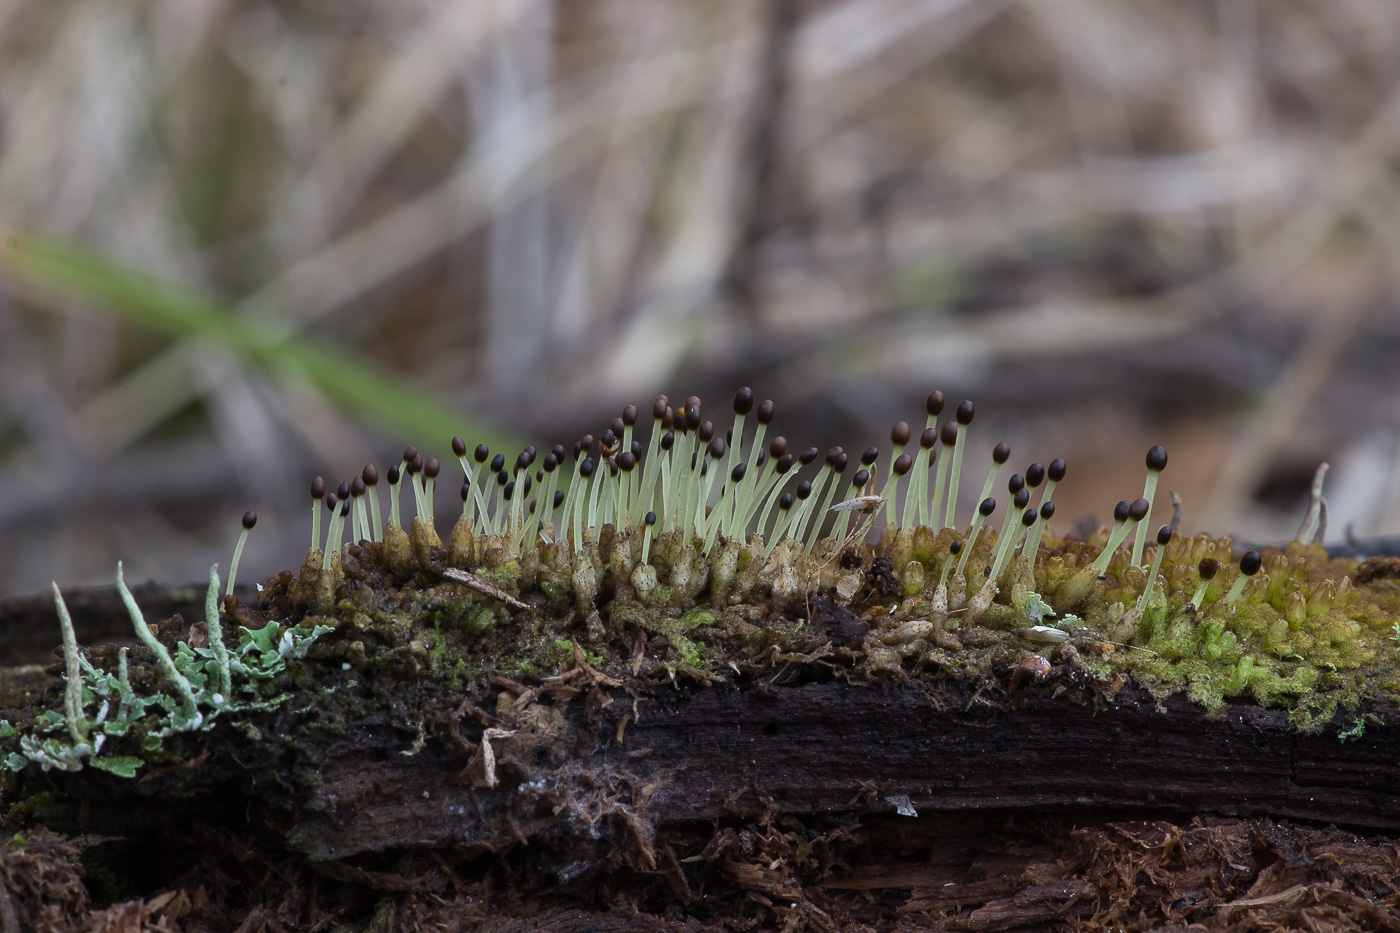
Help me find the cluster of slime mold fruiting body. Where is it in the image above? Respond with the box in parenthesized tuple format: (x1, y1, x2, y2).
(310, 389, 1398, 727)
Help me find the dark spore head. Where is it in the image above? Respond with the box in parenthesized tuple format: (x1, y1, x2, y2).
(660, 431, 675, 451)
(552, 444, 566, 461)
(861, 446, 879, 466)
(619, 451, 637, 472)
(852, 468, 870, 488)
(496, 469, 508, 486)
(553, 490, 566, 509)
(475, 443, 490, 463)
(631, 439, 643, 459)
(652, 395, 669, 420)
(622, 404, 639, 427)
(950, 539, 963, 555)
(733, 387, 754, 415)
(775, 453, 795, 474)
(460, 482, 471, 502)
(730, 462, 746, 482)
(769, 436, 788, 458)
(698, 421, 715, 442)
(543, 453, 559, 473)
(893, 453, 913, 476)
(756, 399, 775, 424)
(779, 492, 794, 511)
(340, 499, 350, 516)
(337, 480, 351, 500)
(424, 458, 441, 479)
(799, 447, 820, 466)
(242, 510, 258, 530)
(350, 476, 366, 497)
(580, 434, 595, 454)
(955, 400, 974, 425)
(891, 421, 911, 447)
(992, 442, 1011, 464)
(1048, 458, 1066, 482)
(1156, 525, 1173, 546)
(387, 465, 401, 485)
(409, 454, 424, 475)
(1022, 508, 1037, 526)
(926, 391, 945, 416)
(1128, 498, 1150, 522)
(920, 427, 938, 450)
(1026, 463, 1045, 488)
(516, 450, 533, 472)
(645, 510, 657, 526)
(979, 496, 996, 517)
(503, 481, 515, 501)
(1008, 473, 1025, 493)
(521, 473, 532, 495)
(579, 458, 595, 479)
(310, 476, 326, 499)
(600, 428, 618, 448)
(325, 493, 338, 511)
(362, 464, 379, 486)
(1013, 488, 1030, 509)
(1146, 445, 1168, 472)
(1239, 550, 1263, 576)
(451, 436, 467, 458)
(662, 407, 675, 429)
(490, 453, 506, 473)
(708, 437, 726, 459)
(1113, 499, 1132, 522)
(796, 480, 812, 500)
(402, 446, 417, 463)
(940, 420, 959, 446)
(1040, 501, 1055, 520)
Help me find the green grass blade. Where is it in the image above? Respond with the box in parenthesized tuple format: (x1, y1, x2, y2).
(1, 232, 521, 453)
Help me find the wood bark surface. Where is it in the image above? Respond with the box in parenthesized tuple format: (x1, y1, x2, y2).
(289, 675, 1400, 862)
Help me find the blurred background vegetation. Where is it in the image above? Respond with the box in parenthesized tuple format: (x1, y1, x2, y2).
(2, 0, 1399, 598)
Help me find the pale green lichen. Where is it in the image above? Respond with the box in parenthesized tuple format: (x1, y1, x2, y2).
(3, 565, 329, 778)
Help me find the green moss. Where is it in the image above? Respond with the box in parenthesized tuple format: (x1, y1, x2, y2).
(476, 560, 521, 595)
(554, 639, 604, 667)
(427, 614, 447, 665)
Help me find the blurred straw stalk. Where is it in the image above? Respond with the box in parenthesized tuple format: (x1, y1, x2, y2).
(2, 0, 1400, 597)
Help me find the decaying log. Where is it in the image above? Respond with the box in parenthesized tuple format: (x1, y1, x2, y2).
(287, 675, 1400, 862)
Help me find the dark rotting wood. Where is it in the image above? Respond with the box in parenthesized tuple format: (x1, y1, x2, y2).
(286, 677, 1400, 862)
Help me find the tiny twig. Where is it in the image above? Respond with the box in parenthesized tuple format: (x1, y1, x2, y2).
(1294, 463, 1329, 546)
(442, 568, 530, 610)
